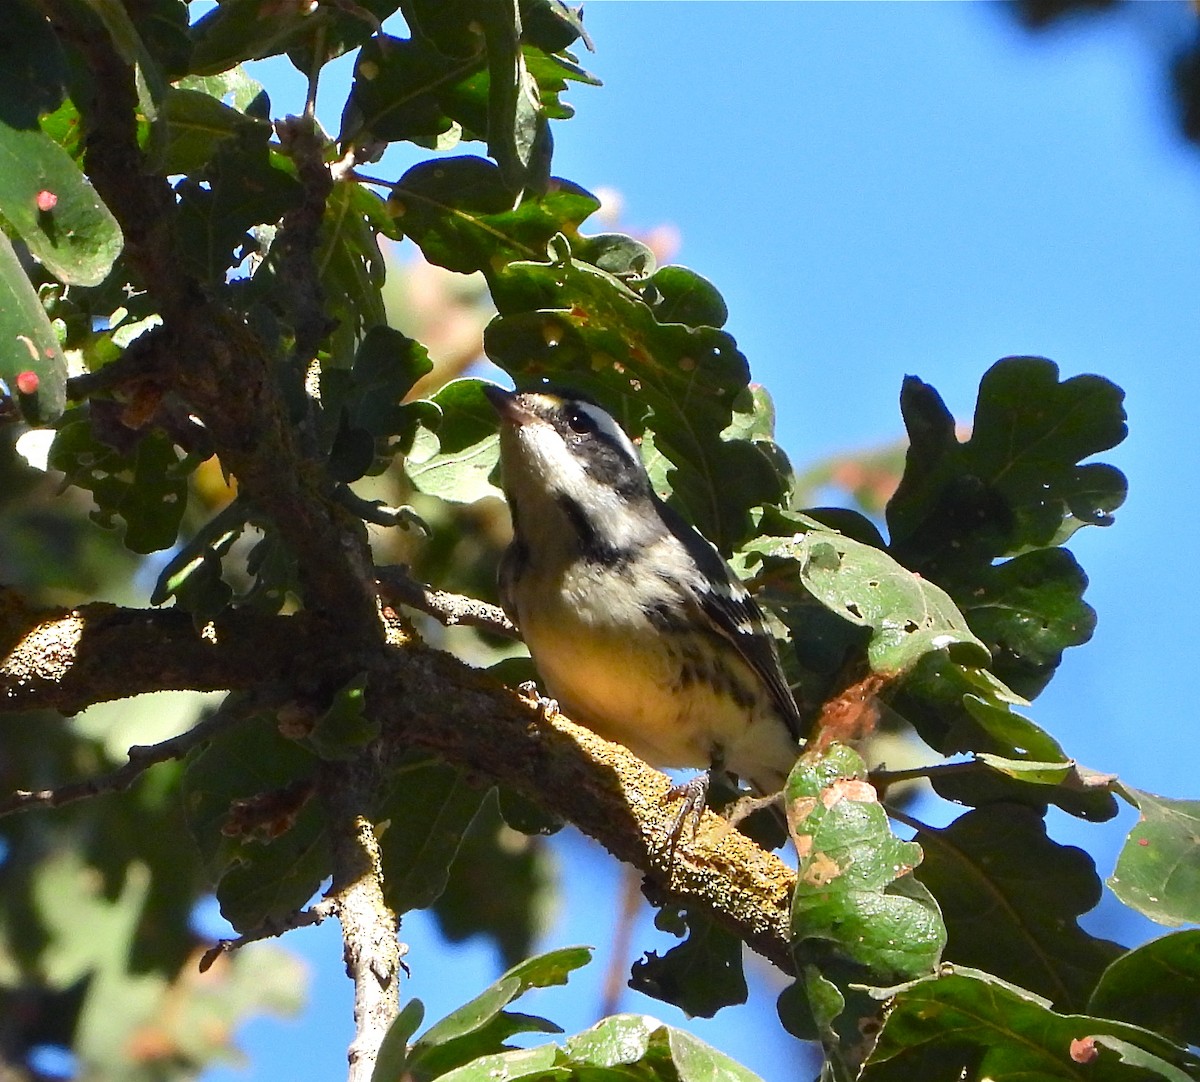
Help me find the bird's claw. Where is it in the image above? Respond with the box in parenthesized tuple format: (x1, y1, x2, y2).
(517, 680, 559, 719)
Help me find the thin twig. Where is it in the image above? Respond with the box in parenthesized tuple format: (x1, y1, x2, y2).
(321, 760, 401, 1082)
(376, 566, 518, 638)
(199, 897, 339, 973)
(0, 704, 245, 818)
(883, 803, 929, 834)
(335, 488, 428, 532)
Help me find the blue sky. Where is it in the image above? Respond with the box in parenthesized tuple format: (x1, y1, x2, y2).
(201, 4, 1200, 1080)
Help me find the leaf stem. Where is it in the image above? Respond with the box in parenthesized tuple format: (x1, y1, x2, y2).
(870, 760, 979, 788)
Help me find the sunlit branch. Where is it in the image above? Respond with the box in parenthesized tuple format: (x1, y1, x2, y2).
(376, 566, 519, 638)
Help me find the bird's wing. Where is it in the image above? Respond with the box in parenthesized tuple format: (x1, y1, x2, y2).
(660, 501, 805, 743)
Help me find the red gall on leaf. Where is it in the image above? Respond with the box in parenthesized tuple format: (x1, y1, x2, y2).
(1069, 1037, 1099, 1064)
(15, 371, 39, 396)
(35, 190, 57, 212)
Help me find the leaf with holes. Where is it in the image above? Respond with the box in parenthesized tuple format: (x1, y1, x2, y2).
(788, 743, 944, 982)
(49, 409, 190, 554)
(749, 527, 988, 675)
(887, 356, 1127, 574)
(487, 245, 785, 550)
(953, 547, 1096, 700)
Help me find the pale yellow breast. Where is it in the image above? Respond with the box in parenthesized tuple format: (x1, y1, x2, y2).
(513, 563, 797, 789)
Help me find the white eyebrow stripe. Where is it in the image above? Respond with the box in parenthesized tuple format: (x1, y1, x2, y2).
(573, 400, 642, 464)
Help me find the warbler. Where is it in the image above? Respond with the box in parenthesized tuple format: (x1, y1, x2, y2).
(483, 385, 803, 814)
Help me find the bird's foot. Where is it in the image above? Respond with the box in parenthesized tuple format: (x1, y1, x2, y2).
(663, 772, 710, 846)
(517, 680, 559, 720)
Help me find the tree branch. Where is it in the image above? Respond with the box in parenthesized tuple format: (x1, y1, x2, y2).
(376, 566, 518, 638)
(37, 0, 382, 643)
(0, 700, 245, 816)
(321, 761, 402, 1082)
(199, 897, 340, 974)
(0, 596, 796, 970)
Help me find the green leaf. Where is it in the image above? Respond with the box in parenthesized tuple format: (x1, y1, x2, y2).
(376, 756, 486, 913)
(158, 86, 269, 174)
(888, 657, 1117, 819)
(749, 526, 988, 674)
(478, 2, 544, 191)
(776, 965, 845, 1044)
(301, 673, 379, 760)
(0, 124, 123, 287)
(285, 0, 402, 81)
(175, 125, 302, 282)
(189, 0, 396, 76)
(406, 946, 590, 1082)
(373, 998, 426, 1082)
(788, 743, 944, 981)
(887, 356, 1127, 573)
(954, 546, 1096, 699)
(432, 791, 555, 968)
(427, 1045, 563, 1081)
(521, 42, 601, 119)
(0, 231, 67, 423)
(630, 906, 748, 1018)
(519, 0, 592, 54)
(1088, 931, 1200, 1049)
(154, 498, 245, 600)
(487, 249, 782, 550)
(48, 408, 190, 554)
(573, 232, 656, 279)
(112, 0, 191, 83)
(86, 0, 169, 118)
(182, 714, 327, 932)
(177, 66, 267, 113)
(862, 967, 1200, 1082)
(322, 325, 435, 480)
(564, 1014, 765, 1082)
(414, 1012, 765, 1082)
(341, 34, 481, 147)
(213, 802, 328, 932)
(391, 156, 598, 274)
(642, 265, 728, 328)
(316, 179, 391, 358)
(912, 804, 1122, 1011)
(1109, 788, 1200, 926)
(406, 378, 503, 503)
(0, 0, 68, 129)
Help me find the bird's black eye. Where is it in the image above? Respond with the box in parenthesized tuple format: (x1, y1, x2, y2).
(565, 406, 597, 435)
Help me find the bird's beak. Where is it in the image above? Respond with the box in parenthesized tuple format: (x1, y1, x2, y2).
(482, 385, 535, 427)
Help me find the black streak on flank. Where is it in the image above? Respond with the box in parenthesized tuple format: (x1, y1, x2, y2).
(670, 641, 760, 712)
